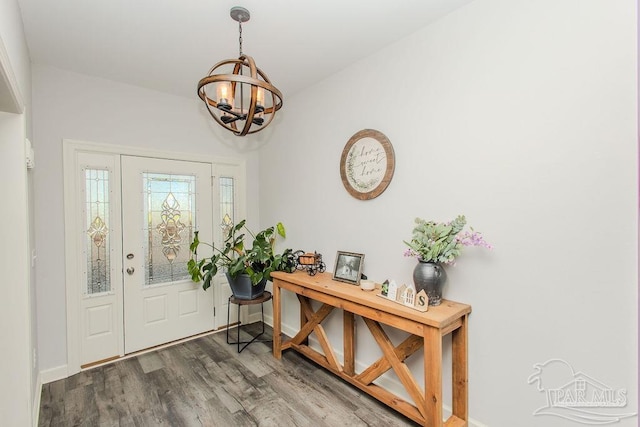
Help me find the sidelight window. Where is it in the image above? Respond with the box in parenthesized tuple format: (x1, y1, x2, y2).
(84, 168, 111, 294)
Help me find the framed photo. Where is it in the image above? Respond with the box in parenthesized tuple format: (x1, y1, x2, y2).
(332, 251, 365, 285)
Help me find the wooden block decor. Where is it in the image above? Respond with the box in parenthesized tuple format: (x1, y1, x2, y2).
(378, 282, 428, 312)
(396, 284, 407, 303)
(415, 290, 428, 310)
(387, 281, 398, 301)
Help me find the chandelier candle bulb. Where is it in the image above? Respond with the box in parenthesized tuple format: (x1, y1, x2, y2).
(217, 83, 231, 108)
(256, 87, 264, 108)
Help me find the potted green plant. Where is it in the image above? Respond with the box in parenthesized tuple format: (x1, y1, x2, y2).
(403, 215, 491, 305)
(188, 219, 295, 300)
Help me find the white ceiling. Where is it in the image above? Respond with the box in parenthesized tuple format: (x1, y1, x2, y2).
(17, 0, 474, 100)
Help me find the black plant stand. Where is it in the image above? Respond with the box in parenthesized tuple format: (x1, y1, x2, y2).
(226, 290, 272, 353)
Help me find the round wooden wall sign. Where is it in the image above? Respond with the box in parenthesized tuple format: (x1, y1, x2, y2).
(340, 129, 395, 200)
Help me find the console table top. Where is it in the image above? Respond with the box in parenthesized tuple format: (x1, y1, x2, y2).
(271, 271, 471, 329)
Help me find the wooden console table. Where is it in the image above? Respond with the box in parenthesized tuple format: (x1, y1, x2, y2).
(271, 271, 471, 427)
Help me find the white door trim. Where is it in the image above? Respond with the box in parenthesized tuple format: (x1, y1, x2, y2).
(0, 34, 24, 113)
(63, 139, 246, 375)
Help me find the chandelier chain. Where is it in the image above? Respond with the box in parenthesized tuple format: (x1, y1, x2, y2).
(238, 21, 243, 56)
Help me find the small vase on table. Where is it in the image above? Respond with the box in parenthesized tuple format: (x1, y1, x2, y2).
(412, 260, 447, 306)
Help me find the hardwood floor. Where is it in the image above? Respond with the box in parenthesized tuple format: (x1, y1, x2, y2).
(39, 324, 417, 426)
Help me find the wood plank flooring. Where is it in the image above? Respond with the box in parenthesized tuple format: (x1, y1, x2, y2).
(39, 324, 418, 426)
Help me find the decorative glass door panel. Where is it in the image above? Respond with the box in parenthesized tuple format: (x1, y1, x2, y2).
(122, 156, 214, 354)
(143, 173, 195, 286)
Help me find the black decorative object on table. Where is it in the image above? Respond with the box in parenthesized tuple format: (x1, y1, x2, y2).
(293, 250, 326, 276)
(412, 261, 447, 306)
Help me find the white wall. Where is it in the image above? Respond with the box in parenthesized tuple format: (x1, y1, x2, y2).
(259, 0, 637, 425)
(0, 0, 35, 425)
(31, 65, 262, 372)
(0, 112, 32, 427)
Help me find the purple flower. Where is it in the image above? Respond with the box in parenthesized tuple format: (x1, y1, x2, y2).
(456, 230, 493, 249)
(403, 248, 418, 258)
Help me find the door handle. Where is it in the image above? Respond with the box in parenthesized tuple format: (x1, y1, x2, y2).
(126, 267, 135, 275)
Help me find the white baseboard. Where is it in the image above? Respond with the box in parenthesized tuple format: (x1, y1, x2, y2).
(40, 365, 68, 384)
(263, 313, 300, 339)
(32, 372, 41, 427)
(248, 311, 263, 325)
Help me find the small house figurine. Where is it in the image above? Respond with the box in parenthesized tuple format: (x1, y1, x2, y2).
(403, 287, 415, 307)
(377, 281, 428, 312)
(396, 284, 407, 303)
(387, 281, 398, 301)
(415, 290, 428, 310)
(381, 279, 390, 296)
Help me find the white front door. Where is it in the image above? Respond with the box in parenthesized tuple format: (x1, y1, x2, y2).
(121, 156, 214, 354)
(66, 142, 245, 371)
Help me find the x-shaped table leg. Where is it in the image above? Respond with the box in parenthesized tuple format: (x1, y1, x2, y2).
(289, 295, 342, 372)
(360, 318, 428, 419)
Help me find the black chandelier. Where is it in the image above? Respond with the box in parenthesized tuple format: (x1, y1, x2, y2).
(197, 7, 283, 136)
